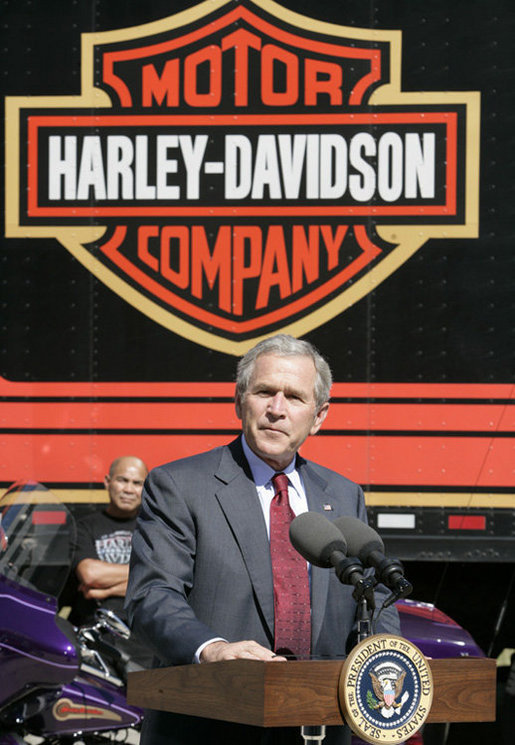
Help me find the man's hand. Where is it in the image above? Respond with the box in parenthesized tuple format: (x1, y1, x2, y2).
(199, 640, 286, 663)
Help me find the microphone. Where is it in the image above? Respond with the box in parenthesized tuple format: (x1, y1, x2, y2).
(332, 516, 412, 606)
(289, 512, 376, 607)
(289, 511, 346, 567)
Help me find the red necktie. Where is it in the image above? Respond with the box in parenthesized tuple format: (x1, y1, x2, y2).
(269, 472, 311, 658)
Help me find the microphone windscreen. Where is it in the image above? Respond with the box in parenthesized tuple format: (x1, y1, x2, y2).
(332, 516, 384, 561)
(289, 512, 347, 567)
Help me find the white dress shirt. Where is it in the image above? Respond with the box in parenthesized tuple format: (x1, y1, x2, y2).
(240, 434, 310, 535)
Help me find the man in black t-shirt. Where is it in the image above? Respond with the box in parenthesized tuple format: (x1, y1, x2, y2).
(69, 455, 153, 666)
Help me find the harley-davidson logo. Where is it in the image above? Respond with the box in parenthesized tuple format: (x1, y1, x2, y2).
(52, 697, 122, 723)
(5, 0, 479, 354)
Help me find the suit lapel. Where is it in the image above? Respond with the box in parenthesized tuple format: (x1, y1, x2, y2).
(298, 458, 333, 651)
(213, 441, 275, 638)
(211, 443, 339, 651)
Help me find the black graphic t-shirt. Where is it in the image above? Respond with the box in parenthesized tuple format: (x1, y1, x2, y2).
(69, 509, 137, 625)
(94, 526, 133, 564)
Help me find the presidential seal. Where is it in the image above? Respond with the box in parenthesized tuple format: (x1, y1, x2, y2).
(339, 634, 433, 743)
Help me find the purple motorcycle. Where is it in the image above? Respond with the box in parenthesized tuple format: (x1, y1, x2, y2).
(0, 481, 143, 745)
(397, 597, 484, 660)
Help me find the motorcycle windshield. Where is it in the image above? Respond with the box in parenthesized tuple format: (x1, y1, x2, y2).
(0, 481, 75, 598)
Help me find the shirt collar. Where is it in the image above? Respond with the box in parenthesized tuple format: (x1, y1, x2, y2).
(241, 434, 297, 487)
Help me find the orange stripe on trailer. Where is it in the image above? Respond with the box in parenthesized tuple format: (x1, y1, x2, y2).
(1, 433, 513, 487)
(2, 400, 512, 432)
(1, 377, 513, 401)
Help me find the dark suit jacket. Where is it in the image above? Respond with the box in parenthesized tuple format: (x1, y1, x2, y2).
(126, 438, 400, 745)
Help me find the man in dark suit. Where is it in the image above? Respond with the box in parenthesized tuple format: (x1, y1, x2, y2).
(126, 334, 400, 745)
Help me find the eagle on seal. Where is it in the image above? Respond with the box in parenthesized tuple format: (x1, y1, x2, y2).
(370, 670, 406, 709)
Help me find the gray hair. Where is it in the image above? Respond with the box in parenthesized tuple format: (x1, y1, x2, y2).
(236, 334, 332, 409)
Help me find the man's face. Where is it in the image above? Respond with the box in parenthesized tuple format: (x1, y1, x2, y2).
(104, 458, 147, 518)
(235, 353, 329, 472)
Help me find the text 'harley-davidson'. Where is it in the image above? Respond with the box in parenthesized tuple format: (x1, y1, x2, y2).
(0, 481, 144, 745)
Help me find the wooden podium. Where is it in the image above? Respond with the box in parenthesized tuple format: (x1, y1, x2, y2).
(127, 657, 496, 727)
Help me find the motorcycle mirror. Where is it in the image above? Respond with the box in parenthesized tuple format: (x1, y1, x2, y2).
(95, 608, 132, 640)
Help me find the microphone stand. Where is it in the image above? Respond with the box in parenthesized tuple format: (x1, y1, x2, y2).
(334, 556, 376, 642)
(300, 725, 327, 744)
(299, 559, 376, 745)
(356, 593, 373, 642)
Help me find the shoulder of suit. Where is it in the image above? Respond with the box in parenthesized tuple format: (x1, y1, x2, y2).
(300, 458, 361, 490)
(150, 442, 232, 477)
